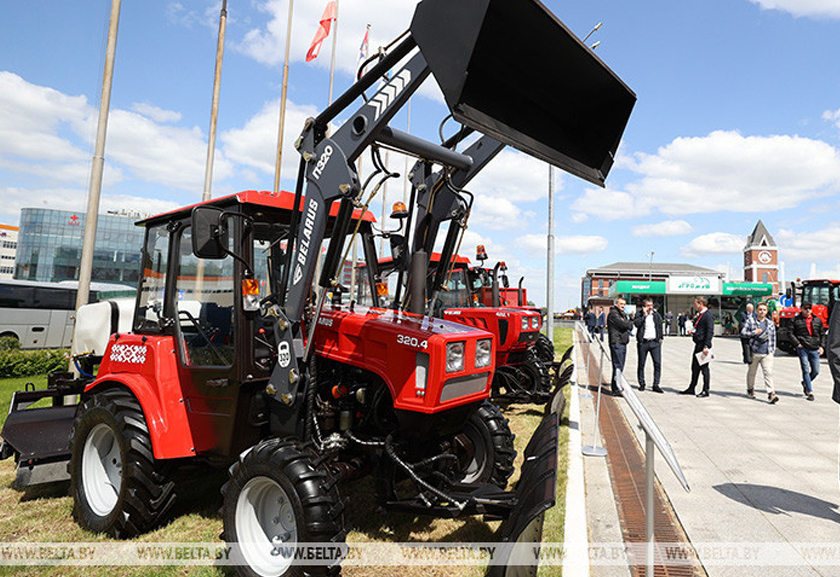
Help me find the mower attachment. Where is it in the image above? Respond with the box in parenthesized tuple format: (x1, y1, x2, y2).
(0, 373, 86, 487)
(411, 0, 636, 186)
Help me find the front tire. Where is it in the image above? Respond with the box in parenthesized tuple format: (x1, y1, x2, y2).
(518, 352, 552, 395)
(69, 388, 176, 537)
(535, 333, 555, 363)
(223, 438, 345, 577)
(453, 400, 516, 489)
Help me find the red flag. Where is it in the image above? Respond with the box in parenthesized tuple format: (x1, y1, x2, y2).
(306, 2, 337, 62)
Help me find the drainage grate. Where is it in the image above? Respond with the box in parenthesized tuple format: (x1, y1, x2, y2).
(580, 332, 706, 577)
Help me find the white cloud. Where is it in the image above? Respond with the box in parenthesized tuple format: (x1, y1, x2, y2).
(569, 187, 650, 221)
(571, 212, 588, 223)
(749, 0, 840, 18)
(824, 108, 840, 134)
(631, 219, 693, 237)
(776, 226, 840, 261)
(106, 109, 234, 192)
(681, 232, 745, 257)
(515, 234, 607, 256)
(470, 149, 561, 204)
(628, 130, 840, 215)
(0, 71, 91, 164)
(131, 102, 182, 124)
(220, 98, 319, 183)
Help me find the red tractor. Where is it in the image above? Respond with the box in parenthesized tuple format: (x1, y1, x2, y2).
(375, 251, 552, 403)
(470, 248, 557, 364)
(777, 279, 839, 354)
(0, 1, 635, 575)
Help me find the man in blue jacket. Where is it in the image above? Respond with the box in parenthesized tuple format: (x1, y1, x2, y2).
(680, 296, 715, 398)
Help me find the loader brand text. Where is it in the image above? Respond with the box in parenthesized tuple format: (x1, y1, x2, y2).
(312, 145, 333, 180)
(293, 198, 319, 285)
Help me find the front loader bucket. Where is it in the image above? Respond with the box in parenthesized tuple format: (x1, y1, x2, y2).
(411, 0, 636, 186)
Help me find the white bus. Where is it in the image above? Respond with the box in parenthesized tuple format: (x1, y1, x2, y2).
(0, 280, 135, 349)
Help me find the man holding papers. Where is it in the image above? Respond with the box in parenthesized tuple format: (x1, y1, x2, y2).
(680, 296, 715, 398)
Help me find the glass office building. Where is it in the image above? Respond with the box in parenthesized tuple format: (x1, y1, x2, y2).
(15, 208, 146, 287)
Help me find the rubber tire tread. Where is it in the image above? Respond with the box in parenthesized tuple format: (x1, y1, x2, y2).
(464, 400, 516, 490)
(519, 351, 552, 395)
(69, 387, 176, 538)
(222, 437, 346, 577)
(535, 333, 555, 363)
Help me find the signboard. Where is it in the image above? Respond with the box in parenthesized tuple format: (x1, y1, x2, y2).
(667, 275, 722, 295)
(721, 282, 773, 296)
(609, 280, 667, 296)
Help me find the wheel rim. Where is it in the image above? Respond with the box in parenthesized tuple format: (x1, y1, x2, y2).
(235, 476, 298, 577)
(459, 422, 488, 483)
(81, 423, 122, 517)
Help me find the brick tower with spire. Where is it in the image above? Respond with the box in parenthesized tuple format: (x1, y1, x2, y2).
(743, 220, 778, 294)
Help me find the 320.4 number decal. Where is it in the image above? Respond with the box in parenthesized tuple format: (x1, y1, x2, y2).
(397, 334, 428, 349)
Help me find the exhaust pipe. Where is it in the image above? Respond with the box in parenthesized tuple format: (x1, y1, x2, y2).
(410, 250, 428, 315)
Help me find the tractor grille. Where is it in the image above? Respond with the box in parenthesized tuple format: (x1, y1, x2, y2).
(440, 372, 490, 402)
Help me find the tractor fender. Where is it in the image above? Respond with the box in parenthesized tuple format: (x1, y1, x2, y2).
(84, 374, 196, 460)
(84, 335, 196, 461)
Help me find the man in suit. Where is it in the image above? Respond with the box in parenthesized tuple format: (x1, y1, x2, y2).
(738, 303, 755, 365)
(607, 297, 634, 395)
(634, 298, 664, 393)
(597, 307, 607, 341)
(680, 296, 715, 398)
(585, 308, 597, 338)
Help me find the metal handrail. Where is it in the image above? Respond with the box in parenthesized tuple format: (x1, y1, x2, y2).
(574, 320, 690, 574)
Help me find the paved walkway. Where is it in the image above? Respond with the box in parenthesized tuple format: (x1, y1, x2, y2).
(576, 332, 840, 577)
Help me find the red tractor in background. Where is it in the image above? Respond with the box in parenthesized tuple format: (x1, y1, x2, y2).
(471, 246, 557, 364)
(777, 279, 839, 354)
(0, 1, 635, 575)
(376, 250, 553, 403)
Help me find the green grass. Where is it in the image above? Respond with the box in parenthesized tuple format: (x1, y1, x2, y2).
(0, 375, 48, 430)
(0, 330, 575, 577)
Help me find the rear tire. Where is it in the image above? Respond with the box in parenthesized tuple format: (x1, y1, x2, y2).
(69, 388, 176, 537)
(454, 400, 516, 489)
(223, 438, 345, 577)
(535, 333, 555, 363)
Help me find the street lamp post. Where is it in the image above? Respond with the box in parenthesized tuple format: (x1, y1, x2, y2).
(647, 251, 654, 281)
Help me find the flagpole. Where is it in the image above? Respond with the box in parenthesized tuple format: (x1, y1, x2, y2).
(203, 0, 227, 202)
(274, 0, 295, 192)
(328, 0, 339, 104)
(76, 0, 121, 313)
(349, 24, 369, 302)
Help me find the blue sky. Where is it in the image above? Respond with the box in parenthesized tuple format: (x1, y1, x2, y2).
(2, 0, 840, 310)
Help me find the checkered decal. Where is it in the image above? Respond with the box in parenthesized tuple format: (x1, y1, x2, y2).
(109, 344, 148, 364)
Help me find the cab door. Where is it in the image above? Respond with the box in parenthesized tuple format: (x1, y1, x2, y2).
(172, 224, 240, 456)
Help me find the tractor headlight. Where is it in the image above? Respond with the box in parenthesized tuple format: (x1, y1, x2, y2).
(475, 339, 492, 368)
(521, 317, 529, 330)
(531, 316, 540, 330)
(446, 341, 465, 373)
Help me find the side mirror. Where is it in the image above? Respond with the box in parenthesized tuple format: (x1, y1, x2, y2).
(191, 206, 227, 259)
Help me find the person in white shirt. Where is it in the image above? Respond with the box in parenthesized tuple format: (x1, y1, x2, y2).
(633, 298, 664, 393)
